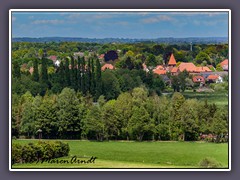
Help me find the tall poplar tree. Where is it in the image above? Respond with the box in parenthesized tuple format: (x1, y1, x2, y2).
(32, 59, 39, 82)
(95, 58, 102, 99)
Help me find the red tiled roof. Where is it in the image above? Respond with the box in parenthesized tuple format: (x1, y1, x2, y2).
(192, 75, 205, 83)
(195, 66, 212, 73)
(178, 62, 196, 72)
(153, 69, 167, 75)
(168, 53, 177, 66)
(48, 55, 57, 61)
(29, 67, 34, 74)
(98, 54, 105, 59)
(101, 63, 115, 71)
(155, 65, 164, 70)
(207, 74, 219, 80)
(220, 59, 228, 66)
(171, 67, 178, 73)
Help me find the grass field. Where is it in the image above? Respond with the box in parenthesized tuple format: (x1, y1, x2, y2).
(181, 91, 228, 106)
(12, 140, 228, 169)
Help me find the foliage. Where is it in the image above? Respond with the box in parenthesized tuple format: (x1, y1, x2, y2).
(12, 141, 70, 165)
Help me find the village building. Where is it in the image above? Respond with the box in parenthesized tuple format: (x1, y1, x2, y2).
(101, 63, 115, 71)
(207, 74, 223, 83)
(220, 59, 228, 71)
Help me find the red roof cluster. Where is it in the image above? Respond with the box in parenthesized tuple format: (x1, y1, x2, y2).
(101, 63, 115, 71)
(178, 63, 211, 73)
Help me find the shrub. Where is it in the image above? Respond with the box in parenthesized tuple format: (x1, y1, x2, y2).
(199, 157, 222, 168)
(12, 141, 70, 165)
(12, 143, 22, 164)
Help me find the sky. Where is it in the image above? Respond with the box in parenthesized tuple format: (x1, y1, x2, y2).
(11, 11, 229, 39)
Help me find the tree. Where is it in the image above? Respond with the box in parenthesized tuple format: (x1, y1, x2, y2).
(195, 52, 211, 65)
(13, 61, 21, 79)
(56, 88, 81, 139)
(95, 58, 102, 100)
(170, 92, 185, 140)
(41, 58, 48, 83)
(102, 71, 121, 100)
(115, 92, 133, 140)
(128, 106, 154, 141)
(34, 95, 58, 139)
(84, 105, 104, 141)
(102, 100, 120, 140)
(146, 54, 157, 68)
(65, 58, 70, 87)
(33, 59, 39, 82)
(90, 58, 96, 96)
(179, 99, 199, 141)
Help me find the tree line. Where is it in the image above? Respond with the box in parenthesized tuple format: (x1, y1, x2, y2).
(12, 87, 228, 142)
(12, 55, 167, 100)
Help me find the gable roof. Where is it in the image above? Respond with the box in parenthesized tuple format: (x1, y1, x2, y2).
(178, 62, 196, 72)
(168, 53, 177, 66)
(101, 63, 115, 71)
(192, 75, 205, 83)
(207, 74, 219, 80)
(220, 59, 228, 66)
(155, 65, 164, 70)
(171, 67, 179, 73)
(48, 55, 57, 61)
(153, 69, 167, 75)
(195, 66, 212, 73)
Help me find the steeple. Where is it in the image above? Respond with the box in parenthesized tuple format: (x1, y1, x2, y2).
(168, 53, 177, 66)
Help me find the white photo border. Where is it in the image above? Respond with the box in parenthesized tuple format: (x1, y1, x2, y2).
(9, 9, 231, 172)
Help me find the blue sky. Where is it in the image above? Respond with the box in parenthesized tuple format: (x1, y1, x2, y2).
(11, 11, 229, 38)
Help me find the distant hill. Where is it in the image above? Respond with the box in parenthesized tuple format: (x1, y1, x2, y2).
(12, 37, 228, 44)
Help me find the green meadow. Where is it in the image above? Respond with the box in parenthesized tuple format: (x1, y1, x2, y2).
(181, 91, 228, 106)
(12, 140, 228, 169)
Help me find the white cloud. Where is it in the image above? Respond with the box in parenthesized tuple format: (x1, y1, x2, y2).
(32, 19, 64, 25)
(142, 15, 174, 24)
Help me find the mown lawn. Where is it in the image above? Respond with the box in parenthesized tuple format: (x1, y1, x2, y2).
(12, 140, 229, 169)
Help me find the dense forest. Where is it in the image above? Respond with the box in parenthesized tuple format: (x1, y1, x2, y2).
(11, 41, 229, 142)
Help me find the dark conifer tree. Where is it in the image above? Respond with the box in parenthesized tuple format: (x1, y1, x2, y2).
(91, 58, 96, 97)
(65, 58, 70, 87)
(33, 59, 39, 82)
(81, 57, 86, 94)
(95, 58, 102, 99)
(13, 61, 21, 79)
(41, 57, 48, 83)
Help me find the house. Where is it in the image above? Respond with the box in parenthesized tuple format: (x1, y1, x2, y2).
(153, 69, 167, 75)
(195, 66, 212, 73)
(54, 60, 61, 67)
(178, 62, 212, 73)
(220, 59, 228, 71)
(101, 63, 115, 71)
(170, 67, 179, 75)
(142, 63, 149, 72)
(178, 62, 196, 73)
(48, 55, 57, 62)
(29, 67, 34, 75)
(98, 54, 105, 59)
(207, 74, 223, 83)
(192, 75, 205, 83)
